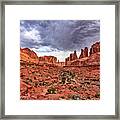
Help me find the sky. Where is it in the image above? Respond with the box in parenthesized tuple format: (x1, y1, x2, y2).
(20, 20, 100, 62)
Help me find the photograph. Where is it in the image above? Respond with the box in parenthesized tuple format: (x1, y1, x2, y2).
(20, 20, 100, 100)
(2, 1, 118, 118)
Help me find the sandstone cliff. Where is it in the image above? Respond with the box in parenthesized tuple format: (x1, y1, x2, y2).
(39, 56, 57, 64)
(20, 48, 57, 64)
(65, 41, 100, 66)
(20, 48, 39, 63)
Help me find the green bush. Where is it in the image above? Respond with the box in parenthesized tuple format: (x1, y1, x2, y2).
(59, 71, 75, 84)
(72, 95, 80, 100)
(47, 88, 57, 94)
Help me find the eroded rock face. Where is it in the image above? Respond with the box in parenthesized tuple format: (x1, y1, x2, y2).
(70, 53, 73, 61)
(86, 52, 100, 65)
(65, 41, 100, 66)
(65, 57, 70, 65)
(65, 58, 68, 65)
(83, 47, 88, 57)
(21, 48, 38, 59)
(39, 56, 57, 63)
(79, 49, 84, 59)
(69, 51, 78, 61)
(79, 47, 88, 58)
(65, 51, 78, 65)
(89, 42, 100, 55)
(20, 48, 39, 63)
(73, 50, 78, 60)
(20, 48, 58, 64)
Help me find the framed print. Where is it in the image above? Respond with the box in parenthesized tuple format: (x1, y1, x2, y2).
(0, 0, 120, 119)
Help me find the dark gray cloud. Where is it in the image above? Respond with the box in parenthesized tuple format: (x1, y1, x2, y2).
(20, 20, 100, 52)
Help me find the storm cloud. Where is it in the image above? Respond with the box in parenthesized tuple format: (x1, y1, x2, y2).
(20, 20, 100, 50)
(20, 20, 100, 61)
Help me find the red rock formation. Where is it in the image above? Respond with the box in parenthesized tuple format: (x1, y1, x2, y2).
(21, 48, 38, 59)
(20, 48, 39, 63)
(39, 56, 57, 63)
(83, 47, 88, 57)
(20, 48, 58, 64)
(69, 54, 73, 61)
(73, 50, 78, 60)
(68, 51, 78, 61)
(65, 58, 68, 65)
(79, 49, 84, 58)
(89, 42, 100, 55)
(87, 52, 100, 65)
(65, 51, 78, 65)
(79, 47, 88, 58)
(65, 41, 100, 66)
(70, 57, 88, 66)
(65, 57, 70, 65)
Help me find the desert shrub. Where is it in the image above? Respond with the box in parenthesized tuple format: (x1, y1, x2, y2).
(24, 78, 32, 84)
(43, 82, 48, 86)
(47, 87, 57, 94)
(68, 94, 80, 100)
(59, 71, 75, 84)
(72, 95, 80, 100)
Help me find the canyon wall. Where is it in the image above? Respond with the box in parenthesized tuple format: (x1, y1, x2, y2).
(65, 41, 100, 66)
(20, 48, 58, 65)
(20, 41, 100, 67)
(20, 48, 39, 63)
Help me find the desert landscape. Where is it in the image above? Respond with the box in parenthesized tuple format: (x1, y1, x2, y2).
(20, 41, 100, 100)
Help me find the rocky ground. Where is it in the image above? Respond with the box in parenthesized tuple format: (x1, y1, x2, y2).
(20, 60, 100, 100)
